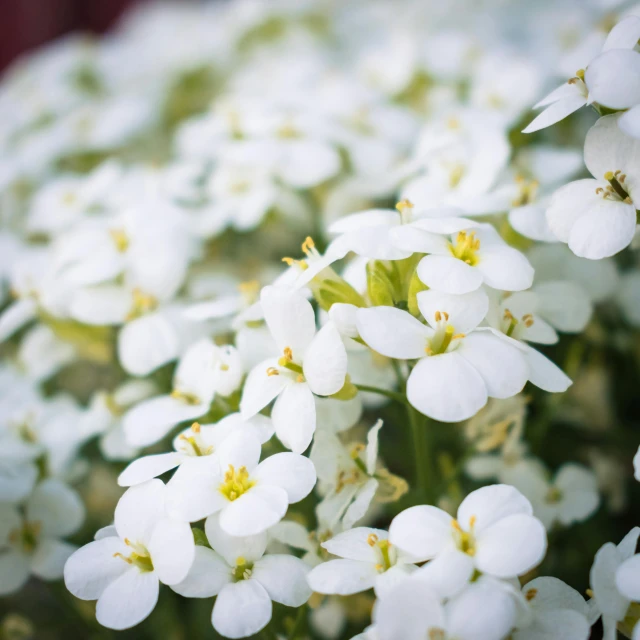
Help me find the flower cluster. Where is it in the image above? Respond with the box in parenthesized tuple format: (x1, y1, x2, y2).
(1, 0, 640, 639)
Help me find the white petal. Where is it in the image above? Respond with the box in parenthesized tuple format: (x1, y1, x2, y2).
(252, 554, 311, 606)
(534, 281, 592, 333)
(338, 225, 412, 260)
(211, 580, 272, 639)
(586, 50, 640, 109)
(261, 286, 316, 355)
(271, 383, 316, 453)
(391, 225, 451, 254)
(96, 567, 159, 630)
(278, 139, 341, 188)
(417, 289, 488, 334)
(458, 332, 528, 399)
(343, 478, 378, 529)
(584, 114, 640, 186)
(0, 550, 30, 596)
(522, 95, 587, 134)
(321, 527, 385, 562)
(240, 358, 288, 419)
(514, 609, 590, 640)
(458, 484, 533, 531)
(252, 452, 316, 503)
(590, 542, 629, 620)
(522, 576, 589, 616)
(329, 209, 399, 234)
(147, 518, 195, 585)
(356, 307, 429, 359)
(417, 255, 484, 294)
(568, 199, 637, 260)
(406, 353, 488, 422)
(118, 453, 183, 487)
(509, 203, 559, 243)
(115, 479, 166, 544)
(307, 559, 378, 595)
(219, 485, 289, 536)
(0, 299, 37, 342)
(31, 539, 76, 580)
(546, 179, 602, 243)
(389, 505, 453, 562)
(524, 346, 572, 393)
(374, 580, 444, 640)
(122, 395, 208, 448)
(475, 514, 547, 577)
(70, 286, 130, 325)
(165, 458, 225, 522)
(170, 546, 231, 598)
(619, 105, 640, 139)
(413, 548, 474, 599)
(27, 479, 85, 538)
(445, 578, 517, 640)
(205, 513, 267, 565)
(603, 16, 640, 51)
(616, 555, 640, 602)
(64, 537, 130, 600)
(476, 246, 534, 291)
(304, 322, 348, 396)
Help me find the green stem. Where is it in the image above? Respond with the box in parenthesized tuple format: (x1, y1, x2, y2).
(354, 384, 407, 405)
(408, 405, 433, 504)
(288, 604, 307, 640)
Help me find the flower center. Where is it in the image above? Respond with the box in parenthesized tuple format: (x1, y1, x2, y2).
(428, 630, 447, 640)
(545, 486, 563, 504)
(451, 516, 477, 556)
(178, 422, 213, 457)
(126, 288, 158, 321)
(109, 228, 129, 253)
(232, 556, 254, 581)
(10, 520, 41, 554)
(220, 465, 255, 501)
(396, 199, 414, 224)
(170, 389, 202, 405)
(113, 539, 154, 572)
(425, 311, 465, 355)
(596, 171, 633, 204)
(501, 308, 534, 339)
(512, 175, 540, 207)
(449, 231, 480, 266)
(367, 533, 396, 572)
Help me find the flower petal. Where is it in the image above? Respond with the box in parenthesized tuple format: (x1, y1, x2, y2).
(389, 505, 453, 562)
(252, 554, 311, 606)
(417, 255, 484, 294)
(170, 546, 231, 598)
(304, 322, 348, 396)
(118, 453, 183, 487)
(211, 580, 272, 639)
(252, 452, 316, 503)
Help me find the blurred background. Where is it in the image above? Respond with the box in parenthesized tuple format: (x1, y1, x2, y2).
(0, 0, 138, 72)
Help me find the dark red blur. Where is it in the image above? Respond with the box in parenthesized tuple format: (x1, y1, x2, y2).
(0, 0, 139, 72)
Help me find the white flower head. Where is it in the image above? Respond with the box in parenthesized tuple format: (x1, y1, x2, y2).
(172, 514, 311, 639)
(64, 479, 195, 630)
(240, 285, 348, 453)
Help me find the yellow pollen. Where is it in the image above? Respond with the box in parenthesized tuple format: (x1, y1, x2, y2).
(109, 228, 129, 253)
(283, 347, 293, 361)
(126, 289, 158, 321)
(435, 311, 442, 322)
(522, 314, 534, 327)
(367, 533, 379, 547)
(525, 588, 538, 602)
(191, 422, 201, 433)
(62, 191, 77, 206)
(576, 68, 585, 80)
(282, 257, 295, 266)
(238, 280, 260, 299)
(220, 465, 255, 501)
(170, 390, 201, 405)
(452, 333, 466, 340)
(586, 589, 594, 598)
(469, 515, 477, 528)
(450, 231, 480, 266)
(395, 199, 414, 213)
(266, 367, 280, 376)
(374, 563, 383, 571)
(296, 374, 304, 382)
(451, 519, 462, 532)
(301, 236, 315, 254)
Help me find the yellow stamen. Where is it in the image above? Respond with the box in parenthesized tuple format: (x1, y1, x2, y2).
(367, 533, 379, 547)
(220, 465, 255, 501)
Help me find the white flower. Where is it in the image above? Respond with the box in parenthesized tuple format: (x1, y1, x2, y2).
(123, 339, 243, 447)
(546, 114, 640, 259)
(356, 290, 529, 422)
(64, 479, 195, 631)
(524, 15, 640, 134)
(307, 527, 416, 598)
(513, 576, 590, 640)
(165, 431, 316, 535)
(240, 286, 348, 453)
(392, 224, 533, 295)
(486, 282, 591, 392)
(590, 527, 640, 640)
(0, 479, 84, 595)
(390, 485, 547, 587)
(373, 576, 518, 640)
(310, 420, 382, 531)
(118, 413, 273, 486)
(171, 514, 311, 639)
(502, 461, 600, 530)
(327, 201, 476, 261)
